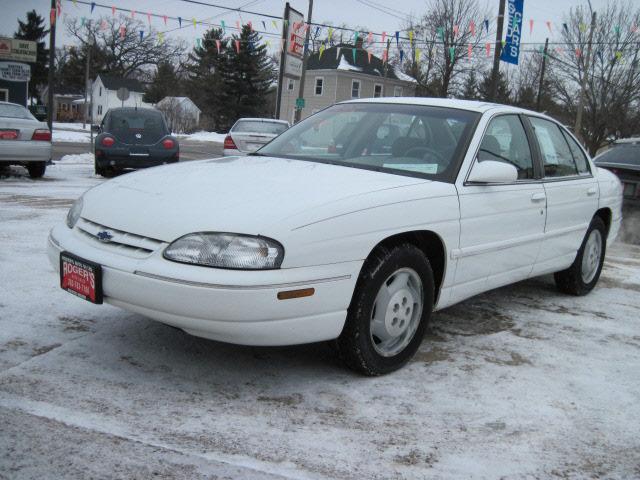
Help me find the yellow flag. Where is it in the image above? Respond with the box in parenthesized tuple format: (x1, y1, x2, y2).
(320, 43, 325, 58)
(409, 30, 414, 45)
(328, 27, 333, 40)
(193, 17, 197, 29)
(158, 32, 164, 44)
(416, 48, 421, 62)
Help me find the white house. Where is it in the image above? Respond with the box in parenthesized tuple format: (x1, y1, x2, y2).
(156, 96, 201, 133)
(91, 75, 148, 123)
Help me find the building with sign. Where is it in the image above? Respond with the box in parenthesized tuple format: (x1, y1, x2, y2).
(0, 37, 37, 106)
(278, 43, 416, 124)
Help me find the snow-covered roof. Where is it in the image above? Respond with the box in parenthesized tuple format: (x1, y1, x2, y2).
(337, 54, 363, 72)
(157, 96, 201, 112)
(393, 67, 418, 84)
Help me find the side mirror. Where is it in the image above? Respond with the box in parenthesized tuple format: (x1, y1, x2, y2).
(91, 124, 100, 133)
(467, 160, 518, 184)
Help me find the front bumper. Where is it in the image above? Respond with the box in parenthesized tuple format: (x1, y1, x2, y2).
(48, 223, 361, 346)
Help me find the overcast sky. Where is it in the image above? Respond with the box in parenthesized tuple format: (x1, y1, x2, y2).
(1, 0, 613, 53)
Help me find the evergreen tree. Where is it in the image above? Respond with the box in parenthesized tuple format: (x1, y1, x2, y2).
(144, 62, 180, 104)
(478, 70, 511, 104)
(185, 28, 230, 131)
(461, 71, 479, 100)
(14, 10, 49, 104)
(221, 26, 274, 129)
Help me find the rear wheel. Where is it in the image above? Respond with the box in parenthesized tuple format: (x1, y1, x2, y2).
(554, 217, 607, 296)
(27, 162, 46, 178)
(337, 243, 434, 375)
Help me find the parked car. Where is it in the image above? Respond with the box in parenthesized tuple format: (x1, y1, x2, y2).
(594, 140, 640, 206)
(0, 101, 51, 178)
(93, 107, 179, 176)
(223, 118, 290, 155)
(49, 98, 622, 375)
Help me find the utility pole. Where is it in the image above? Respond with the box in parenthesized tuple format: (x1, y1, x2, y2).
(382, 40, 390, 96)
(575, 11, 596, 140)
(488, 0, 506, 102)
(536, 38, 549, 112)
(293, 0, 313, 124)
(83, 32, 91, 129)
(46, 0, 56, 131)
(274, 3, 289, 120)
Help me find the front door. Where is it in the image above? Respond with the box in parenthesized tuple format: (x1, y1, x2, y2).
(452, 114, 546, 303)
(526, 116, 599, 276)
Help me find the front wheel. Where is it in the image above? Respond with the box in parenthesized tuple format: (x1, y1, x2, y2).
(27, 162, 46, 178)
(337, 243, 434, 375)
(554, 217, 607, 296)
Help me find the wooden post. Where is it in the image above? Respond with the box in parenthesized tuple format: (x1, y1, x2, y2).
(488, 0, 506, 102)
(536, 38, 549, 112)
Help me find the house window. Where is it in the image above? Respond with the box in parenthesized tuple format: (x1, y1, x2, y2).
(351, 80, 360, 98)
(394, 86, 403, 97)
(374, 84, 383, 98)
(314, 77, 324, 96)
(99, 87, 102, 96)
(288, 79, 295, 91)
(0, 89, 8, 102)
(97, 105, 103, 115)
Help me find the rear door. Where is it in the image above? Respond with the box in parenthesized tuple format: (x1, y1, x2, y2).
(453, 114, 546, 301)
(526, 116, 599, 276)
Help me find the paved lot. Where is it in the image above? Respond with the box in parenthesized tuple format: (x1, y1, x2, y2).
(52, 140, 222, 162)
(1, 164, 639, 479)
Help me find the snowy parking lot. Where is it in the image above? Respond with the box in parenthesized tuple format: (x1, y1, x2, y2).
(1, 163, 639, 479)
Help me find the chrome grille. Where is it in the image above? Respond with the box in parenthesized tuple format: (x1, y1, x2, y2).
(75, 218, 164, 258)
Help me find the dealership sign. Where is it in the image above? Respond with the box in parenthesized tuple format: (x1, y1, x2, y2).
(0, 37, 37, 63)
(0, 62, 31, 82)
(284, 7, 304, 79)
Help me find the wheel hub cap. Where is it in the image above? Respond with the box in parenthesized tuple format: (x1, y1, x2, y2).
(384, 290, 415, 337)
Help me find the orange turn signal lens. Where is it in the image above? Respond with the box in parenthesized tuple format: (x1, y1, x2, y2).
(277, 288, 315, 300)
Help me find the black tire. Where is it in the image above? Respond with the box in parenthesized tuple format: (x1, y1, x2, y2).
(554, 216, 607, 296)
(94, 162, 105, 176)
(27, 162, 46, 178)
(337, 243, 434, 376)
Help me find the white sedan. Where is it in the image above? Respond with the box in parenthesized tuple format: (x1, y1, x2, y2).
(48, 98, 623, 375)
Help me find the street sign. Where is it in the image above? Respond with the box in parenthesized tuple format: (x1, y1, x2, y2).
(295, 97, 305, 109)
(116, 87, 130, 102)
(0, 37, 37, 63)
(0, 62, 31, 82)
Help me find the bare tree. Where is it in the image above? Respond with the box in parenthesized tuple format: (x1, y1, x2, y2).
(551, 1, 640, 154)
(157, 98, 198, 134)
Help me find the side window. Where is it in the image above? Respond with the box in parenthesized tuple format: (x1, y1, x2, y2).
(478, 115, 534, 180)
(529, 117, 579, 177)
(561, 130, 591, 174)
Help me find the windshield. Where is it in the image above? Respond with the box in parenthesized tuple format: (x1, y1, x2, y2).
(106, 109, 167, 143)
(0, 103, 35, 120)
(595, 145, 640, 166)
(258, 103, 479, 180)
(232, 120, 288, 135)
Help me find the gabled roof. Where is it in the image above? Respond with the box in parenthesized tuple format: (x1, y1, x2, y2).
(306, 44, 416, 83)
(157, 96, 201, 112)
(96, 74, 144, 92)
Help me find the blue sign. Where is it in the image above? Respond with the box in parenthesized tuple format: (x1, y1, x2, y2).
(500, 0, 524, 65)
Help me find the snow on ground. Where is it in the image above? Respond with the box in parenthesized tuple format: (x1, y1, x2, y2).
(52, 129, 91, 143)
(177, 131, 227, 143)
(1, 165, 640, 479)
(52, 122, 91, 132)
(56, 153, 94, 164)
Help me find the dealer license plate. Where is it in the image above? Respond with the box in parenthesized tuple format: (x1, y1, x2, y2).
(60, 252, 103, 304)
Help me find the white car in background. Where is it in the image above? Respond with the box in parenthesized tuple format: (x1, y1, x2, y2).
(48, 98, 622, 375)
(223, 118, 289, 155)
(0, 101, 51, 178)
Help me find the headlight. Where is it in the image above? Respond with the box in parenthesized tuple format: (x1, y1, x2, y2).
(66, 197, 83, 228)
(163, 233, 284, 270)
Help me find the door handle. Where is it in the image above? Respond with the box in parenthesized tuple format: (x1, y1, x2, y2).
(531, 192, 546, 202)
(587, 187, 598, 196)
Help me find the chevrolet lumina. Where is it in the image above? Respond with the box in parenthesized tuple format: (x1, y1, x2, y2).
(48, 98, 623, 375)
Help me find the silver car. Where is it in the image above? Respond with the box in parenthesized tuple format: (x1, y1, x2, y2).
(223, 118, 290, 156)
(0, 101, 52, 178)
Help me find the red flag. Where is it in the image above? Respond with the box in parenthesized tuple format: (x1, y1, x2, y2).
(468, 44, 472, 59)
(248, 21, 253, 31)
(575, 48, 582, 57)
(235, 39, 240, 53)
(546, 21, 552, 33)
(163, 15, 167, 26)
(216, 39, 221, 53)
(453, 24, 459, 37)
(367, 50, 372, 63)
(50, 8, 56, 26)
(131, 9, 135, 19)
(470, 20, 475, 36)
(147, 12, 152, 25)
(382, 31, 386, 44)
(485, 42, 491, 57)
(529, 19, 534, 35)
(120, 25, 126, 39)
(111, 5, 116, 15)
(236, 20, 241, 32)
(382, 49, 388, 63)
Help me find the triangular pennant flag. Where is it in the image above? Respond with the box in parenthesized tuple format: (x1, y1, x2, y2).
(248, 21, 253, 31)
(468, 44, 472, 58)
(409, 30, 414, 45)
(147, 12, 151, 25)
(193, 17, 197, 29)
(614, 25, 620, 36)
(139, 30, 144, 41)
(399, 49, 404, 62)
(50, 8, 56, 26)
(131, 9, 135, 19)
(221, 20, 226, 33)
(262, 21, 266, 30)
(485, 42, 491, 57)
(453, 24, 459, 37)
(416, 48, 421, 62)
(395, 31, 399, 46)
(381, 31, 386, 44)
(470, 20, 475, 36)
(235, 39, 240, 53)
(575, 48, 582, 57)
(437, 27, 444, 41)
(579, 23, 587, 33)
(546, 21, 552, 33)
(367, 32, 373, 45)
(111, 5, 115, 15)
(382, 49, 388, 63)
(336, 47, 341, 59)
(319, 43, 325, 59)
(90, 2, 95, 13)
(449, 46, 455, 62)
(353, 48, 357, 63)
(563, 23, 568, 33)
(529, 19, 534, 35)
(215, 39, 221, 53)
(196, 38, 202, 48)
(367, 50, 372, 63)
(328, 27, 333, 41)
(158, 32, 164, 44)
(236, 20, 241, 32)
(80, 16, 85, 26)
(57, 0, 62, 18)
(354, 31, 359, 46)
(163, 15, 167, 26)
(272, 20, 277, 29)
(484, 19, 489, 33)
(178, 17, 182, 27)
(119, 25, 125, 39)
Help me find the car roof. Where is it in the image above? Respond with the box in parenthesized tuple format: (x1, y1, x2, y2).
(342, 97, 534, 115)
(613, 137, 640, 145)
(108, 107, 160, 113)
(0, 101, 28, 108)
(235, 118, 289, 124)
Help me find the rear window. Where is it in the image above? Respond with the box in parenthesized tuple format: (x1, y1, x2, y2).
(595, 145, 640, 166)
(107, 109, 166, 143)
(0, 103, 35, 120)
(232, 120, 288, 135)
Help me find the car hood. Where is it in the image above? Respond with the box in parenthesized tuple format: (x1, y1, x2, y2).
(81, 156, 429, 242)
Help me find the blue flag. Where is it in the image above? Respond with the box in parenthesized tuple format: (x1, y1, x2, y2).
(500, 0, 524, 65)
